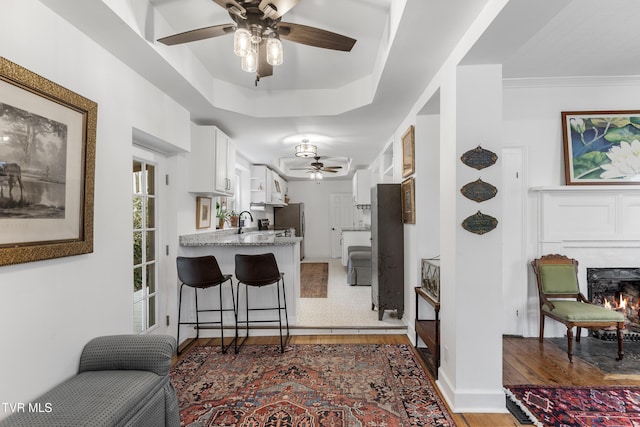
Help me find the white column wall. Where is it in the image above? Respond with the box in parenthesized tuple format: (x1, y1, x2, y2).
(437, 65, 505, 412)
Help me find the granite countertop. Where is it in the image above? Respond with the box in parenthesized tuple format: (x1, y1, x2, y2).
(179, 230, 302, 247)
(342, 227, 371, 232)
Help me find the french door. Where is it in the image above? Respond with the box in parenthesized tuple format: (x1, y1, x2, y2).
(132, 147, 167, 334)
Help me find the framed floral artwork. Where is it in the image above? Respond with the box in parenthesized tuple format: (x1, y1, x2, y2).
(562, 110, 640, 185)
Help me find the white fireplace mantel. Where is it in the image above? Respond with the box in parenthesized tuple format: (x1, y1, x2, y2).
(528, 185, 640, 337)
(531, 186, 640, 246)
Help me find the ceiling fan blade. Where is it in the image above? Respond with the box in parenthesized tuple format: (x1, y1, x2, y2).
(289, 167, 313, 171)
(323, 166, 342, 170)
(322, 169, 339, 173)
(157, 24, 234, 46)
(259, 0, 299, 19)
(257, 42, 273, 77)
(278, 22, 356, 51)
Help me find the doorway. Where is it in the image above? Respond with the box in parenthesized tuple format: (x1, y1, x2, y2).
(329, 192, 354, 258)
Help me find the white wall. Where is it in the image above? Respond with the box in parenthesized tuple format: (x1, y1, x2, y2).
(286, 180, 353, 259)
(0, 1, 191, 417)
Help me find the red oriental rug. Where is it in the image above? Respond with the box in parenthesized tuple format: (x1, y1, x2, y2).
(505, 385, 640, 426)
(171, 343, 455, 426)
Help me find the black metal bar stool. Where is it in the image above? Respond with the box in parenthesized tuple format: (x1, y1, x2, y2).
(176, 255, 236, 354)
(234, 253, 290, 353)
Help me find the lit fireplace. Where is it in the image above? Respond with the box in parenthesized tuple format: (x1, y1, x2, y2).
(587, 268, 640, 340)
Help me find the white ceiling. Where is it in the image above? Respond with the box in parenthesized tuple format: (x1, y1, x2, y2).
(41, 0, 640, 179)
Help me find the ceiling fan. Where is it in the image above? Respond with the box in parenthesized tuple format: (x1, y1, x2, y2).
(157, 0, 357, 85)
(290, 156, 343, 174)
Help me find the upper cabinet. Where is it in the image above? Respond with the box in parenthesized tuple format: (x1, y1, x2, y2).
(189, 124, 235, 196)
(251, 165, 287, 206)
(352, 169, 372, 205)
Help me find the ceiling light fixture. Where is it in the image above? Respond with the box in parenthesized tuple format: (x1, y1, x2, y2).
(295, 140, 317, 158)
(309, 171, 323, 180)
(233, 26, 283, 73)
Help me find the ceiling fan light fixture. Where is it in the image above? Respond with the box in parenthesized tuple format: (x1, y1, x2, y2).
(241, 47, 258, 72)
(233, 28, 251, 57)
(266, 36, 283, 66)
(295, 142, 317, 158)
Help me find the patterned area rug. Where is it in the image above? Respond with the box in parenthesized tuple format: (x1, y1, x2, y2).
(300, 262, 328, 298)
(171, 343, 455, 426)
(505, 385, 640, 426)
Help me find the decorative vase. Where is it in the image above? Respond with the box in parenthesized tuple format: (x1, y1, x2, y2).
(217, 218, 224, 229)
(230, 216, 239, 227)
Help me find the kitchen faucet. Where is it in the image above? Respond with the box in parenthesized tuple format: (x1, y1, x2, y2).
(237, 210, 254, 234)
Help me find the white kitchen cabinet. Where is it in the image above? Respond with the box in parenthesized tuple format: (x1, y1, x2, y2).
(250, 165, 271, 204)
(250, 165, 287, 206)
(189, 124, 235, 196)
(352, 169, 372, 205)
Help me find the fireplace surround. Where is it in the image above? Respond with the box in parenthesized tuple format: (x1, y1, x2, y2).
(587, 267, 640, 340)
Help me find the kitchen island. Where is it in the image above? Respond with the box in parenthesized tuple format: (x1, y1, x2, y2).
(178, 231, 302, 335)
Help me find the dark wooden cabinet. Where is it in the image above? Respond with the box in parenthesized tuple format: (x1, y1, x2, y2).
(415, 286, 440, 378)
(371, 184, 404, 320)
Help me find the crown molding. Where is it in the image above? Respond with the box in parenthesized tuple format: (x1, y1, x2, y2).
(503, 75, 640, 89)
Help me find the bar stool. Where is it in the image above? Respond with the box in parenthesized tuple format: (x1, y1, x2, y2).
(176, 255, 235, 354)
(234, 253, 290, 353)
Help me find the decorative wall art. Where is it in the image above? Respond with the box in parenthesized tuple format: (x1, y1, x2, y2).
(460, 178, 498, 203)
(462, 211, 498, 235)
(460, 145, 498, 170)
(421, 258, 440, 302)
(562, 110, 640, 185)
(401, 125, 415, 178)
(0, 57, 97, 267)
(401, 177, 415, 224)
(196, 196, 212, 229)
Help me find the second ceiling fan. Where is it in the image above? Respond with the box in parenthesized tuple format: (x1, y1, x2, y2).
(157, 0, 357, 84)
(290, 156, 343, 174)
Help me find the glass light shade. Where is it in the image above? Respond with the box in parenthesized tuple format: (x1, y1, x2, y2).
(234, 28, 251, 57)
(295, 143, 317, 158)
(241, 48, 257, 72)
(266, 37, 283, 66)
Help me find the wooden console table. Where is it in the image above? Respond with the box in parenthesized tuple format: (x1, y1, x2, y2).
(414, 287, 440, 378)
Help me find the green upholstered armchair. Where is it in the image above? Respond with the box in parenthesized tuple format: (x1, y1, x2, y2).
(531, 254, 624, 363)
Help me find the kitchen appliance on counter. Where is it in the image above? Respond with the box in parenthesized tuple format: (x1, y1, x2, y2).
(258, 219, 270, 230)
(274, 203, 305, 260)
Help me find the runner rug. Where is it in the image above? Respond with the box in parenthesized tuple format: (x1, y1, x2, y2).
(300, 262, 328, 298)
(171, 343, 455, 426)
(505, 384, 640, 426)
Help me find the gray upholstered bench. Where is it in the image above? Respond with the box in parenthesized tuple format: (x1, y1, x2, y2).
(0, 334, 180, 427)
(347, 245, 372, 286)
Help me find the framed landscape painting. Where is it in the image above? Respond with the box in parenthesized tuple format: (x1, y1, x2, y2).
(402, 125, 415, 178)
(0, 57, 97, 266)
(562, 110, 640, 185)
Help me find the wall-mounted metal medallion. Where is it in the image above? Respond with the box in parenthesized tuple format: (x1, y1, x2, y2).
(461, 211, 498, 235)
(460, 145, 498, 170)
(460, 178, 498, 203)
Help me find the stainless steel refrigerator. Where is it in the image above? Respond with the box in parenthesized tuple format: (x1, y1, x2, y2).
(274, 203, 305, 260)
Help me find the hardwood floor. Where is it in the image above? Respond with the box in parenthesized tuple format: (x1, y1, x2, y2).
(174, 334, 640, 427)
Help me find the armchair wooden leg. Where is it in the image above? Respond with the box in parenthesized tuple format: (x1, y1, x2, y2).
(539, 313, 545, 343)
(576, 326, 582, 342)
(617, 324, 624, 361)
(567, 327, 574, 363)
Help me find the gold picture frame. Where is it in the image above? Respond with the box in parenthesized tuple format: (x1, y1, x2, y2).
(196, 196, 212, 229)
(402, 125, 415, 178)
(0, 57, 97, 267)
(402, 177, 415, 224)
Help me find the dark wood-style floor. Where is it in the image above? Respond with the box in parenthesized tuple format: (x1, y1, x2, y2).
(174, 335, 640, 427)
